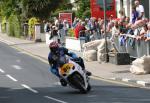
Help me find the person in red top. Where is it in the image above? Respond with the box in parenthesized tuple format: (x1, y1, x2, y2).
(74, 22, 86, 39)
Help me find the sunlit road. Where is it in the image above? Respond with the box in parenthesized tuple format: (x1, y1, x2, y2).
(0, 42, 150, 103)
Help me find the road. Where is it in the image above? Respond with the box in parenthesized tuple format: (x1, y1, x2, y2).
(0, 42, 150, 103)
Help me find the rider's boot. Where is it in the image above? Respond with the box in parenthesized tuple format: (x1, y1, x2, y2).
(86, 70, 92, 76)
(82, 68, 92, 76)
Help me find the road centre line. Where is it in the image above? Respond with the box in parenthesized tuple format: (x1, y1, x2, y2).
(0, 68, 5, 73)
(44, 96, 68, 103)
(6, 74, 18, 82)
(21, 84, 38, 93)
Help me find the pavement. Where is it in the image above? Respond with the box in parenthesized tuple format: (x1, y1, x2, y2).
(0, 33, 150, 87)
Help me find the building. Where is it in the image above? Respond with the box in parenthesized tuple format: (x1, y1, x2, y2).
(71, 0, 150, 19)
(116, 0, 149, 18)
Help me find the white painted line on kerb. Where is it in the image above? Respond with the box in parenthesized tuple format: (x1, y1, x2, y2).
(136, 81, 147, 86)
(0, 38, 15, 44)
(44, 96, 68, 103)
(12, 65, 23, 70)
(21, 84, 38, 93)
(6, 74, 18, 82)
(122, 78, 130, 82)
(0, 68, 5, 73)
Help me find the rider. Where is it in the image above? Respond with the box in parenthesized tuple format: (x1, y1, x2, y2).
(48, 41, 91, 86)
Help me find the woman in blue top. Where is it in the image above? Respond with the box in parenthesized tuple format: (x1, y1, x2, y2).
(131, 6, 139, 24)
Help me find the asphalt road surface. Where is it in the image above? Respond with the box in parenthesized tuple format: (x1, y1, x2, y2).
(0, 42, 150, 103)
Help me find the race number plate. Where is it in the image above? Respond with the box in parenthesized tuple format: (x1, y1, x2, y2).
(60, 63, 74, 75)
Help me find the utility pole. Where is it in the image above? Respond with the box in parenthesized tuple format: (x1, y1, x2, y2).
(96, 0, 109, 62)
(103, 0, 109, 62)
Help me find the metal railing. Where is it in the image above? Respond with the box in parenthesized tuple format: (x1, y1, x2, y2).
(113, 35, 150, 58)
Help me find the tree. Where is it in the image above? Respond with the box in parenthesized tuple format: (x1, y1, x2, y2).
(21, 0, 69, 20)
(75, 0, 90, 18)
(0, 0, 70, 20)
(0, 0, 21, 18)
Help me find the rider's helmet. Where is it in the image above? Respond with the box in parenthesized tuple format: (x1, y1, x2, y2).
(49, 41, 59, 53)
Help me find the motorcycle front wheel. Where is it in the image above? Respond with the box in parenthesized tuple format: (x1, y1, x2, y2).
(68, 72, 89, 94)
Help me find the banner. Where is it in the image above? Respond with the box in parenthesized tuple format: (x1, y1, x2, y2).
(59, 13, 72, 26)
(90, 0, 116, 19)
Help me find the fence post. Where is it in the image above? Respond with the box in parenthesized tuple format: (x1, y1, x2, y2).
(147, 41, 150, 55)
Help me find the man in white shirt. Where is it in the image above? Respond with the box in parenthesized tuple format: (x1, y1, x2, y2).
(134, 0, 145, 20)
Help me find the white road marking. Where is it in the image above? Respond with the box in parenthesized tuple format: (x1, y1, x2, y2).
(44, 96, 68, 103)
(12, 65, 23, 70)
(0, 68, 5, 73)
(87, 95, 97, 97)
(6, 74, 18, 82)
(21, 84, 38, 93)
(17, 51, 26, 54)
(53, 82, 61, 85)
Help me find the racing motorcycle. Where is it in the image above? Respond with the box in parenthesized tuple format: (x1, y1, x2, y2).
(59, 59, 91, 93)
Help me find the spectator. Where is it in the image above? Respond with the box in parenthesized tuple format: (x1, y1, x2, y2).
(125, 17, 130, 24)
(50, 24, 60, 43)
(72, 17, 79, 29)
(119, 10, 126, 22)
(134, 0, 145, 20)
(56, 20, 64, 44)
(44, 20, 51, 33)
(136, 24, 148, 40)
(63, 20, 70, 36)
(145, 23, 150, 41)
(88, 18, 96, 34)
(74, 21, 86, 39)
(131, 6, 139, 24)
(110, 21, 120, 41)
(119, 21, 126, 34)
(54, 17, 59, 26)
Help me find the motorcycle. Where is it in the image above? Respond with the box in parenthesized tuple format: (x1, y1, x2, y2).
(59, 59, 91, 93)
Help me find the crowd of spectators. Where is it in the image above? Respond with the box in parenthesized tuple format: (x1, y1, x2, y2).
(44, 0, 150, 45)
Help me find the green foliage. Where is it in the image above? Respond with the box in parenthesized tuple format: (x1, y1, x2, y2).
(0, 0, 69, 22)
(82, 9, 91, 19)
(28, 17, 38, 38)
(1, 16, 6, 33)
(76, 0, 90, 18)
(58, 0, 72, 10)
(21, 0, 68, 20)
(8, 14, 21, 37)
(0, 0, 21, 18)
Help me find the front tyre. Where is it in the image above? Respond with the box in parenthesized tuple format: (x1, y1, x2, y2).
(87, 83, 91, 92)
(68, 73, 87, 93)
